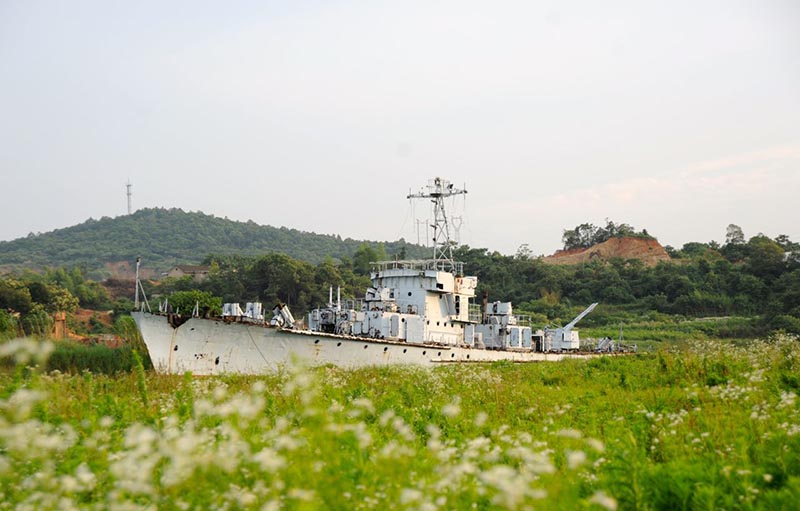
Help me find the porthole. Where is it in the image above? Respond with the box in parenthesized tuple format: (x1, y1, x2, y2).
(173, 345, 179, 351)
(383, 347, 388, 352)
(314, 339, 320, 344)
(401, 318, 405, 323)
(451, 353, 455, 358)
(408, 292, 412, 296)
(364, 345, 368, 349)
(215, 356, 220, 365)
(436, 322, 440, 326)
(403, 348, 407, 353)
(423, 350, 427, 355)
(437, 351, 441, 357)
(337, 342, 342, 347)
(467, 354, 470, 359)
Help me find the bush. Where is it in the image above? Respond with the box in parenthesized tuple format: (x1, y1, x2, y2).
(767, 315, 800, 335)
(45, 342, 152, 374)
(0, 310, 18, 339)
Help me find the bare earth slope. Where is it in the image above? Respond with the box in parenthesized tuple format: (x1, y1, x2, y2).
(542, 237, 670, 267)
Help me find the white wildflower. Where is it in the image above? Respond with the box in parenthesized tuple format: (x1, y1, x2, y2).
(586, 438, 605, 452)
(287, 488, 315, 501)
(4, 388, 47, 421)
(378, 409, 395, 427)
(75, 462, 96, 490)
(566, 449, 587, 469)
(253, 448, 286, 472)
(442, 402, 461, 418)
(0, 338, 54, 364)
(400, 488, 423, 504)
(351, 397, 375, 415)
(556, 428, 582, 439)
(589, 490, 618, 510)
(261, 501, 281, 511)
(275, 434, 302, 451)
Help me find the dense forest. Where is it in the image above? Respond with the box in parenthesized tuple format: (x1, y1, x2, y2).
(126, 227, 800, 336)
(0, 208, 428, 276)
(1, 220, 799, 339)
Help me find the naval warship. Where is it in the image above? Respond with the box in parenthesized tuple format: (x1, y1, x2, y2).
(132, 178, 598, 374)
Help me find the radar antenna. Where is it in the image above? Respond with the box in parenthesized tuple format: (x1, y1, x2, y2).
(407, 177, 467, 271)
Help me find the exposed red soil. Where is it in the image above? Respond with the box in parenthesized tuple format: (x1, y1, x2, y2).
(64, 308, 124, 346)
(543, 237, 671, 267)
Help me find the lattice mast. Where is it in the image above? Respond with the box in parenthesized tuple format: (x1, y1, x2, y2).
(407, 177, 467, 270)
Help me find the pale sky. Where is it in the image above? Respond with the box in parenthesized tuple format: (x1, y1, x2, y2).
(1, 0, 798, 256)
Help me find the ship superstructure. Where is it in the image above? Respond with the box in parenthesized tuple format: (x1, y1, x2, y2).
(308, 178, 531, 349)
(132, 177, 598, 374)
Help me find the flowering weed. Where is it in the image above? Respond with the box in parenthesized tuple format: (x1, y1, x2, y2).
(1, 335, 799, 510)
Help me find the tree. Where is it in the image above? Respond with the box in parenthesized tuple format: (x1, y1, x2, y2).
(725, 224, 745, 245)
(745, 236, 786, 282)
(0, 279, 33, 315)
(47, 286, 79, 313)
(352, 243, 386, 275)
(562, 223, 597, 250)
(166, 290, 222, 316)
(0, 310, 18, 338)
(515, 244, 533, 260)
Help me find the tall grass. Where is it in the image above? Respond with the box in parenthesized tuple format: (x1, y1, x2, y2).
(0, 335, 798, 510)
(42, 341, 152, 374)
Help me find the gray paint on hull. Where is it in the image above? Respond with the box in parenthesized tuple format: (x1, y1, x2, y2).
(133, 312, 589, 375)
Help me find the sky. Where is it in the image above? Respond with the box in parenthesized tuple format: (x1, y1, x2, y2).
(1, 0, 798, 256)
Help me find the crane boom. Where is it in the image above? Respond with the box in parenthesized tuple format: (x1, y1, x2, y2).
(563, 302, 598, 330)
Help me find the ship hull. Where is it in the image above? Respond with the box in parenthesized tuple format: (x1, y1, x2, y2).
(133, 312, 590, 375)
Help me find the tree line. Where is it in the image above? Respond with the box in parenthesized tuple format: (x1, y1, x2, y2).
(2, 225, 798, 338)
(146, 228, 799, 335)
(0, 207, 427, 277)
(0, 267, 116, 337)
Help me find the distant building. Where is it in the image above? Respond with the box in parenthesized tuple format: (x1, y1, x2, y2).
(165, 265, 211, 282)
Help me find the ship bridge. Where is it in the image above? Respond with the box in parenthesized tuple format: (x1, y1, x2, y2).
(369, 259, 477, 298)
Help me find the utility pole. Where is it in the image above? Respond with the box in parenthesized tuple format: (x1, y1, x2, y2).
(126, 180, 133, 215)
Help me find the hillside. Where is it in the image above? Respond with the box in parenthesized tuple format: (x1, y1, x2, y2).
(542, 237, 671, 266)
(0, 208, 428, 277)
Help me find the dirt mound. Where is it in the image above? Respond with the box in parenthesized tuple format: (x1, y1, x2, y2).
(72, 308, 114, 329)
(543, 237, 671, 267)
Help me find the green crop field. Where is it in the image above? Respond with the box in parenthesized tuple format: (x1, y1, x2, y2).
(1, 335, 799, 510)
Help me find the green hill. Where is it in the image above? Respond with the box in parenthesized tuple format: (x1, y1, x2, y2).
(0, 208, 427, 277)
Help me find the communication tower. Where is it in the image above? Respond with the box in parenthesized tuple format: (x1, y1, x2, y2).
(407, 177, 467, 271)
(126, 180, 132, 215)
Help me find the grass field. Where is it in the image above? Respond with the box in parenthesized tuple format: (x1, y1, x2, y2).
(1, 334, 799, 510)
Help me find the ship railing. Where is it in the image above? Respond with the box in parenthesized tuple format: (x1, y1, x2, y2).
(514, 315, 532, 327)
(370, 259, 465, 275)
